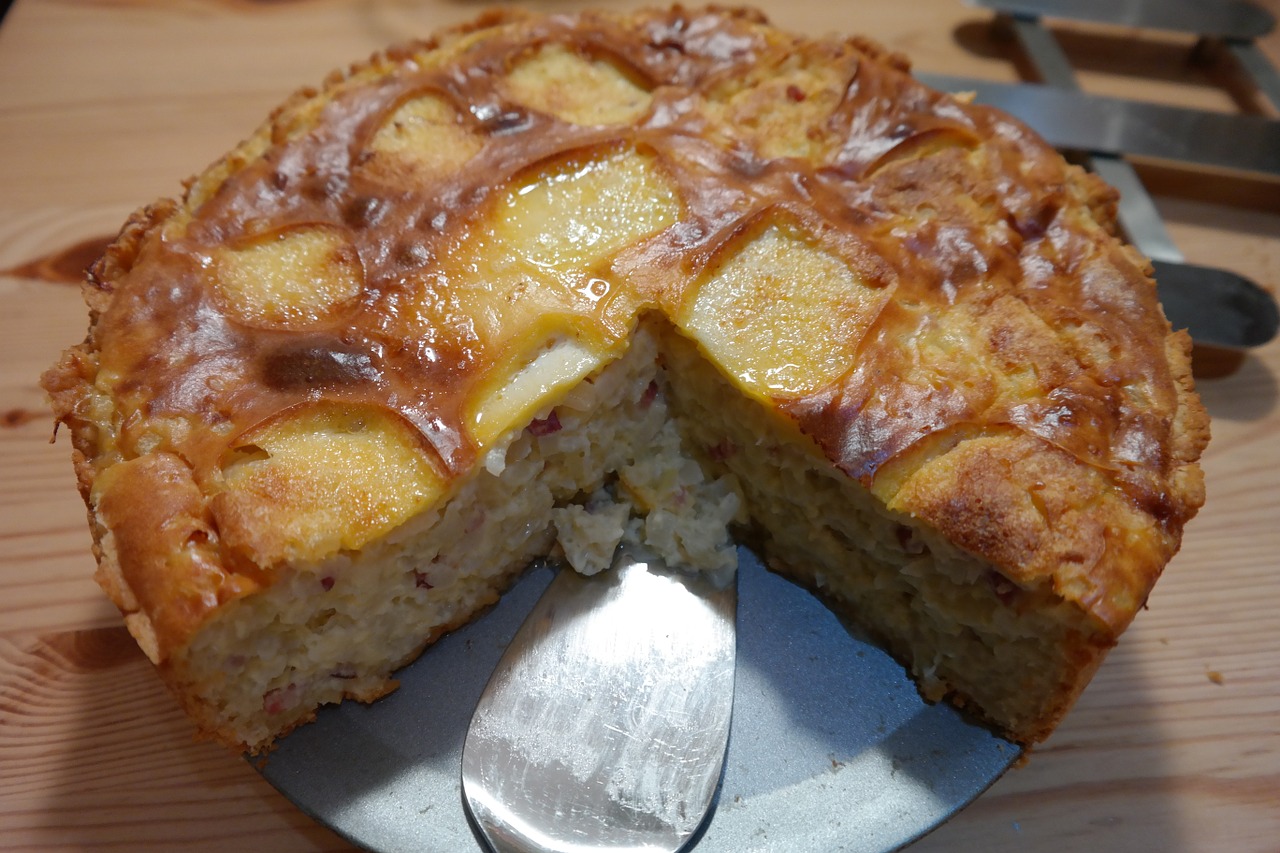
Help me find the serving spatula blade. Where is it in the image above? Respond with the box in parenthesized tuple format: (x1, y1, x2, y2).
(462, 548, 737, 853)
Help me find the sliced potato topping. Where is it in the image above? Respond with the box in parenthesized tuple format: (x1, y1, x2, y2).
(213, 226, 363, 329)
(502, 44, 652, 126)
(705, 54, 850, 162)
(480, 146, 680, 294)
(366, 93, 484, 183)
(216, 403, 444, 564)
(467, 332, 607, 447)
(457, 147, 681, 446)
(679, 223, 886, 398)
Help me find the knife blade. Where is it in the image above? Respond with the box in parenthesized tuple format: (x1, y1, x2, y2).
(967, 0, 1275, 40)
(917, 73, 1280, 178)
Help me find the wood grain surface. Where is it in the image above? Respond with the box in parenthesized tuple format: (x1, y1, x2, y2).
(2, 1, 1278, 850)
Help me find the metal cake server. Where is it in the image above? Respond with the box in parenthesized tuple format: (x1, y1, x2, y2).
(462, 547, 737, 853)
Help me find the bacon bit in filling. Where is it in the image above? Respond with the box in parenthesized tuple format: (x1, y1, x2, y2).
(320, 576, 335, 591)
(263, 683, 300, 716)
(984, 570, 1020, 606)
(786, 84, 807, 102)
(895, 524, 927, 555)
(640, 380, 660, 408)
(527, 410, 562, 436)
(708, 439, 736, 461)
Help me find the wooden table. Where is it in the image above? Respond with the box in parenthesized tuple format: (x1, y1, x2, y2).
(2, 1, 1277, 850)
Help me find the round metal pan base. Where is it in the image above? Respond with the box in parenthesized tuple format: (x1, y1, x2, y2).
(257, 549, 1020, 852)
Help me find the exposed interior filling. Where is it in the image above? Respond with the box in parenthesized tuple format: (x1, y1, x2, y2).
(179, 316, 1106, 750)
(178, 325, 740, 748)
(658, 326, 1108, 737)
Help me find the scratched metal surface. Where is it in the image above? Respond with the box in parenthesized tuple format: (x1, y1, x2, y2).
(258, 549, 1019, 853)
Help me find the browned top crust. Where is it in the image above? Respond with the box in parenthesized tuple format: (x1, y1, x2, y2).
(44, 6, 1208, 664)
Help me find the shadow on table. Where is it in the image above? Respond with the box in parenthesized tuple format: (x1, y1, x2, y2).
(33, 623, 348, 850)
(909, 634, 1182, 852)
(1194, 346, 1279, 421)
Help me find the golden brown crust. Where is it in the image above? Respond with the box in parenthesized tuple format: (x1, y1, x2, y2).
(43, 5, 1206, 741)
(94, 453, 261, 662)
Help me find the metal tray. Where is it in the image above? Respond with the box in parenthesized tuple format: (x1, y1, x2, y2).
(257, 549, 1020, 852)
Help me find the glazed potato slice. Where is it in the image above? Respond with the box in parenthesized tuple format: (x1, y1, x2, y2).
(468, 330, 609, 448)
(463, 147, 681, 446)
(679, 222, 888, 398)
(215, 402, 445, 565)
(366, 93, 484, 183)
(213, 226, 363, 329)
(502, 43, 652, 126)
(478, 146, 679, 298)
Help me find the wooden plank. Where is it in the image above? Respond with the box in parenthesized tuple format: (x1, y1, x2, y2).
(1, 0, 1277, 850)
